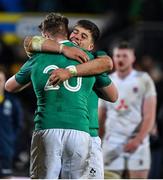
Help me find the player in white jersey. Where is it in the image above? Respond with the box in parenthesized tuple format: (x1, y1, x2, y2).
(99, 41, 157, 179)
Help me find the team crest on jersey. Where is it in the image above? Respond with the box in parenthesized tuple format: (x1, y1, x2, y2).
(133, 86, 138, 93)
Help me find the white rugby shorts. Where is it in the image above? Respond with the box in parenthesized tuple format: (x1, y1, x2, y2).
(30, 129, 91, 179)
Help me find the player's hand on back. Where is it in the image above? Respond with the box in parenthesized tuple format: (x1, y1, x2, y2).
(62, 46, 89, 63)
(48, 68, 72, 86)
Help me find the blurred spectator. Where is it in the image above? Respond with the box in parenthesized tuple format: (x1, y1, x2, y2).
(0, 65, 23, 178)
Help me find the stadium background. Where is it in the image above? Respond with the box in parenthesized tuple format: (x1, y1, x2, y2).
(0, 0, 163, 178)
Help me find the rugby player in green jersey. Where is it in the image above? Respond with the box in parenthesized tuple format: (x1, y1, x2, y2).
(25, 19, 118, 179)
(5, 13, 117, 179)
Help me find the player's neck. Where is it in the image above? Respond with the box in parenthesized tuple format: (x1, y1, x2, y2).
(117, 68, 133, 79)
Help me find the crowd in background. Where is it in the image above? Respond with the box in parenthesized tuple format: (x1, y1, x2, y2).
(0, 0, 163, 178)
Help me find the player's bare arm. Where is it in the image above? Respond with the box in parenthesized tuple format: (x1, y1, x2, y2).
(124, 95, 157, 153)
(5, 75, 31, 93)
(95, 83, 118, 103)
(24, 36, 89, 63)
(49, 55, 113, 86)
(74, 55, 113, 75)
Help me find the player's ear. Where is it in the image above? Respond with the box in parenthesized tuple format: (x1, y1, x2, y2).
(88, 43, 94, 51)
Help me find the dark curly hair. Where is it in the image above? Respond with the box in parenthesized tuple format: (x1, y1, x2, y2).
(39, 13, 69, 37)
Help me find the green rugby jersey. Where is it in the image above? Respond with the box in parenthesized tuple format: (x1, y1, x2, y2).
(15, 40, 95, 133)
(89, 51, 112, 137)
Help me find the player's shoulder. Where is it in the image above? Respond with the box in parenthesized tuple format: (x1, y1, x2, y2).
(31, 52, 56, 61)
(63, 40, 94, 60)
(61, 40, 73, 46)
(134, 70, 151, 78)
(93, 50, 107, 57)
(134, 70, 154, 84)
(28, 52, 44, 60)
